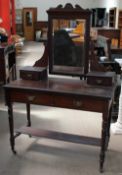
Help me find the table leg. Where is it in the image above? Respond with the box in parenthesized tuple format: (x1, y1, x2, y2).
(26, 103, 31, 126)
(111, 82, 122, 134)
(8, 103, 16, 154)
(100, 110, 109, 173)
(105, 106, 112, 150)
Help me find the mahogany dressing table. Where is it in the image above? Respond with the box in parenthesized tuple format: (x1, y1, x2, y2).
(4, 4, 116, 173)
(4, 77, 115, 172)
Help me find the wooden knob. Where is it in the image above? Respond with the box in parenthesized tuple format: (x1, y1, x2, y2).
(27, 96, 35, 102)
(74, 100, 82, 107)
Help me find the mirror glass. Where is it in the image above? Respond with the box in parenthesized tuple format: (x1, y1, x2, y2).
(52, 19, 85, 75)
(47, 4, 91, 77)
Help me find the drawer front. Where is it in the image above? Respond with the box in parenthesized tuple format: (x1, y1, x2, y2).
(87, 77, 112, 86)
(20, 71, 40, 81)
(10, 91, 104, 112)
(54, 95, 104, 112)
(10, 91, 53, 106)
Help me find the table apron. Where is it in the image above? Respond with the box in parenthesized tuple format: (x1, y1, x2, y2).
(8, 90, 110, 113)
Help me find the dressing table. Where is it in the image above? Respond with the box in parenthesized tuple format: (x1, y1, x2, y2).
(4, 4, 116, 172)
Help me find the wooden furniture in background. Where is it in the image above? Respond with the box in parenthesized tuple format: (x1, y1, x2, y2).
(91, 8, 106, 27)
(109, 7, 122, 48)
(15, 9, 23, 36)
(118, 10, 122, 48)
(35, 21, 48, 41)
(118, 10, 122, 29)
(109, 7, 117, 28)
(23, 8, 37, 41)
(0, 43, 16, 84)
(95, 28, 121, 48)
(35, 21, 48, 31)
(92, 36, 122, 121)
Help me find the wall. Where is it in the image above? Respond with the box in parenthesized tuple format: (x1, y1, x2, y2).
(93, 0, 119, 11)
(118, 0, 122, 8)
(15, 0, 120, 21)
(15, 0, 100, 21)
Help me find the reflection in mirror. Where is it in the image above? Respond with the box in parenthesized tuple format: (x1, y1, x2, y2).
(53, 19, 85, 69)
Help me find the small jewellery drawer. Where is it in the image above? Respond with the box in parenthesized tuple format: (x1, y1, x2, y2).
(86, 71, 116, 86)
(20, 66, 47, 81)
(87, 77, 110, 86)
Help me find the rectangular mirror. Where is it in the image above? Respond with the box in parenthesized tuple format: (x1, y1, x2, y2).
(47, 4, 91, 77)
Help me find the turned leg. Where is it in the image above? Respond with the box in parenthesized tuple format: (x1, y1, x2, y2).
(105, 106, 112, 150)
(8, 103, 16, 154)
(100, 109, 109, 173)
(26, 103, 32, 137)
(26, 103, 31, 126)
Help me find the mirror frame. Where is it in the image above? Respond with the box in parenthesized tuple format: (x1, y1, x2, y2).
(47, 3, 91, 77)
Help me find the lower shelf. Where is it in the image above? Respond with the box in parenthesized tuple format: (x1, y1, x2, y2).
(15, 126, 100, 147)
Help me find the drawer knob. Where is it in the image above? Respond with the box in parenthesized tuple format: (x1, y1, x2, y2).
(96, 79, 102, 84)
(27, 96, 35, 101)
(74, 101, 83, 107)
(27, 74, 32, 78)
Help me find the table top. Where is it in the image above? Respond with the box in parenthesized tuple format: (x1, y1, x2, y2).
(4, 77, 115, 100)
